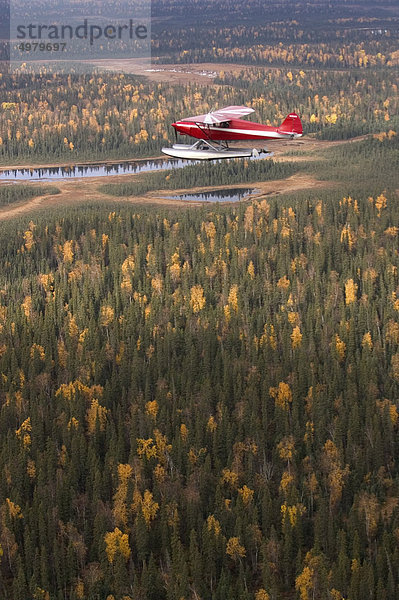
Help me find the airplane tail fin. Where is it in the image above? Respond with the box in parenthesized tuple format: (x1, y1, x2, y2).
(278, 113, 303, 136)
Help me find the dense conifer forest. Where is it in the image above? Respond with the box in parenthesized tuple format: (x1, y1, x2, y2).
(152, 0, 399, 68)
(0, 185, 60, 206)
(1, 189, 399, 600)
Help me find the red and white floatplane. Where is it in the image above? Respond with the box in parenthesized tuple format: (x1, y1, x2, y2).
(161, 105, 303, 160)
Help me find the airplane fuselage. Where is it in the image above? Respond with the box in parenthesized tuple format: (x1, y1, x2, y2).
(172, 118, 303, 141)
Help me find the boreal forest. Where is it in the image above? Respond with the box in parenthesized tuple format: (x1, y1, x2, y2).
(0, 0, 399, 599)
(0, 191, 399, 600)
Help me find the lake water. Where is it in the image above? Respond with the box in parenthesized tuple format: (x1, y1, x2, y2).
(162, 188, 259, 202)
(0, 153, 273, 183)
(0, 158, 194, 182)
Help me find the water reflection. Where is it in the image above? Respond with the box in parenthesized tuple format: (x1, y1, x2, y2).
(0, 153, 272, 182)
(161, 188, 259, 203)
(0, 158, 196, 182)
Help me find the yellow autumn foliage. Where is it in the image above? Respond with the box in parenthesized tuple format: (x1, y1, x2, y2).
(221, 468, 239, 488)
(15, 417, 31, 447)
(238, 485, 254, 505)
(228, 284, 239, 313)
(291, 326, 303, 348)
(62, 241, 74, 264)
(277, 275, 290, 290)
(345, 278, 357, 305)
(375, 192, 387, 217)
(190, 285, 206, 313)
(322, 440, 350, 508)
(27, 459, 36, 479)
(340, 224, 356, 250)
(6, 498, 23, 519)
(86, 399, 108, 434)
(180, 423, 188, 441)
(151, 274, 163, 296)
(362, 331, 373, 349)
(21, 296, 32, 319)
(100, 305, 114, 327)
(255, 589, 270, 600)
(247, 261, 255, 279)
(226, 536, 246, 560)
(169, 262, 181, 283)
(279, 471, 295, 495)
(207, 415, 217, 432)
(392, 353, 399, 382)
(269, 381, 293, 411)
(281, 502, 306, 527)
(277, 436, 296, 461)
(141, 490, 159, 525)
(136, 438, 157, 460)
(75, 581, 84, 600)
(145, 400, 158, 419)
(113, 463, 133, 527)
(295, 565, 313, 600)
(104, 528, 131, 563)
(30, 343, 45, 361)
(335, 335, 346, 362)
(23, 230, 35, 252)
(207, 514, 221, 537)
(154, 463, 166, 483)
(329, 590, 344, 600)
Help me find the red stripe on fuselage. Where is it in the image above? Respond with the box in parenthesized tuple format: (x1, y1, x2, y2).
(172, 118, 295, 141)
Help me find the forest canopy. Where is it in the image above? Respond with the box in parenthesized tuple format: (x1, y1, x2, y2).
(0, 190, 399, 599)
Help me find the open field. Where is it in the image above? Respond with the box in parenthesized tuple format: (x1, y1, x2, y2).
(86, 59, 225, 84)
(0, 173, 330, 220)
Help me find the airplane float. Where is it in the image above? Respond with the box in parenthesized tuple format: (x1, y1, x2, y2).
(161, 105, 303, 160)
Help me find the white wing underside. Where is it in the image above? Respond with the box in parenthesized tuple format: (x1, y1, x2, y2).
(183, 105, 255, 124)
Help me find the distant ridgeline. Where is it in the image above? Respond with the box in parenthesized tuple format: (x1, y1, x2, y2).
(152, 0, 399, 66)
(0, 188, 399, 599)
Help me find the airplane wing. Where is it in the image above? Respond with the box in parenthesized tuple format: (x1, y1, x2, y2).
(183, 105, 255, 124)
